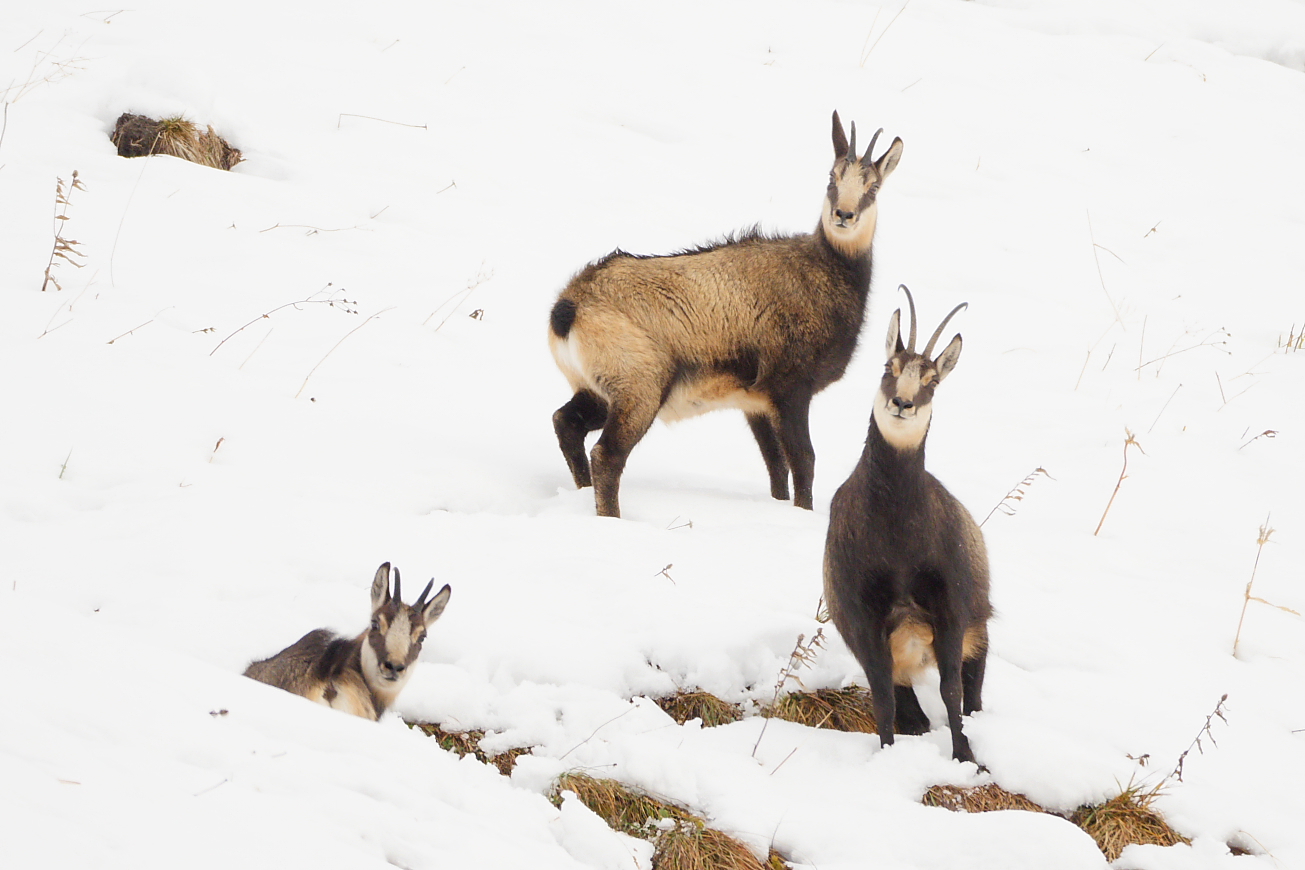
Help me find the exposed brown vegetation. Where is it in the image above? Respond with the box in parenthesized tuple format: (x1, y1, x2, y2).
(922, 783, 1042, 813)
(41, 171, 86, 291)
(656, 691, 744, 727)
(1070, 785, 1190, 862)
(551, 772, 787, 870)
(764, 687, 878, 733)
(409, 722, 531, 776)
(923, 782, 1189, 862)
(111, 113, 242, 170)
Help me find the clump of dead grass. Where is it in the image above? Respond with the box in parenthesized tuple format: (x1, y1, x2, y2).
(922, 781, 1188, 862)
(111, 112, 242, 170)
(1070, 784, 1189, 862)
(408, 721, 530, 776)
(551, 772, 786, 870)
(763, 687, 878, 734)
(656, 691, 744, 727)
(922, 783, 1043, 813)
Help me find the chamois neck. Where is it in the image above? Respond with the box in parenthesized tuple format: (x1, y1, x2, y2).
(865, 416, 929, 474)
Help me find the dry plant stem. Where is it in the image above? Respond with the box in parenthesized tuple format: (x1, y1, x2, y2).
(1147, 383, 1182, 434)
(1165, 694, 1230, 783)
(296, 307, 394, 398)
(41, 171, 87, 291)
(426, 266, 494, 329)
(336, 113, 427, 130)
(1086, 210, 1123, 327)
(1237, 430, 1277, 451)
(1232, 518, 1297, 657)
(859, 0, 912, 66)
(559, 707, 635, 760)
(106, 319, 154, 344)
(980, 467, 1053, 527)
(1135, 327, 1230, 372)
(752, 631, 825, 757)
(1094, 429, 1144, 537)
(1074, 349, 1090, 391)
(1137, 315, 1146, 381)
(210, 289, 357, 356)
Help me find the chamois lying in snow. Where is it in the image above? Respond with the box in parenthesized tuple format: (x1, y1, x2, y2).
(823, 287, 991, 763)
(244, 563, 451, 721)
(549, 111, 904, 517)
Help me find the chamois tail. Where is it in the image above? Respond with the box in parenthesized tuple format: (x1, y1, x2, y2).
(550, 298, 577, 338)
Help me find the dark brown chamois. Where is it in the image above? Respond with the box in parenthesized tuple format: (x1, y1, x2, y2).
(244, 563, 452, 721)
(549, 111, 903, 517)
(823, 286, 991, 763)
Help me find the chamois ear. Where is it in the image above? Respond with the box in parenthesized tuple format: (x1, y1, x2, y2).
(419, 583, 452, 627)
(934, 334, 963, 383)
(831, 111, 849, 161)
(371, 562, 392, 610)
(875, 137, 904, 180)
(885, 309, 904, 360)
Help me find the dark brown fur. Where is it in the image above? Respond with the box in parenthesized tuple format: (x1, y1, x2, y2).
(823, 291, 991, 763)
(549, 111, 903, 517)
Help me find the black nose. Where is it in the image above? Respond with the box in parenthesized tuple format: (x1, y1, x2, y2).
(891, 396, 913, 410)
(385, 662, 406, 675)
(835, 209, 855, 222)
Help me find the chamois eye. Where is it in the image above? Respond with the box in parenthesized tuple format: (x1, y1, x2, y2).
(417, 633, 427, 644)
(371, 618, 381, 631)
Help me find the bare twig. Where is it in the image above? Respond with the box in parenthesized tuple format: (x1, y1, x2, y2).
(1094, 429, 1145, 537)
(980, 467, 1053, 527)
(211, 286, 357, 356)
(41, 171, 87, 291)
(1147, 383, 1182, 433)
(337, 113, 427, 130)
(1238, 430, 1277, 451)
(258, 222, 372, 234)
(753, 631, 826, 757)
(59, 448, 73, 480)
(425, 264, 493, 329)
(1233, 517, 1297, 658)
(655, 564, 675, 584)
(1135, 327, 1230, 372)
(559, 707, 636, 759)
(1165, 695, 1230, 783)
(106, 319, 153, 344)
(295, 307, 394, 398)
(859, 0, 912, 67)
(1086, 210, 1123, 327)
(1074, 349, 1091, 391)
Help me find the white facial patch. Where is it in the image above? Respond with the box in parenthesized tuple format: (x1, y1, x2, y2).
(872, 381, 933, 451)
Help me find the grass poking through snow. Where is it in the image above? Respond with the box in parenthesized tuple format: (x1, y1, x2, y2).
(551, 772, 788, 870)
(408, 721, 531, 776)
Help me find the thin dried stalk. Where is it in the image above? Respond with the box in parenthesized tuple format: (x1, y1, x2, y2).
(1093, 430, 1144, 537)
(41, 171, 87, 291)
(1233, 518, 1297, 657)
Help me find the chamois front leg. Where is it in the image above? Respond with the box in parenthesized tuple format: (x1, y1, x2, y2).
(554, 389, 608, 488)
(933, 620, 975, 763)
(746, 411, 791, 501)
(775, 391, 816, 510)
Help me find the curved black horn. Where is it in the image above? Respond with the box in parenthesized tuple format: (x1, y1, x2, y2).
(848, 121, 858, 161)
(391, 566, 402, 603)
(923, 303, 969, 358)
(414, 578, 435, 609)
(899, 285, 918, 353)
(862, 128, 884, 166)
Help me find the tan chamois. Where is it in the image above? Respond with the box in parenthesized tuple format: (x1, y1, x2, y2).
(244, 563, 452, 721)
(823, 287, 991, 763)
(549, 111, 904, 517)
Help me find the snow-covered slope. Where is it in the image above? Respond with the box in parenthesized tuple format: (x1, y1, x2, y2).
(3, 1, 1303, 867)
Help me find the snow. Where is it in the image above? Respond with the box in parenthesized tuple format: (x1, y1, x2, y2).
(2, 0, 1303, 867)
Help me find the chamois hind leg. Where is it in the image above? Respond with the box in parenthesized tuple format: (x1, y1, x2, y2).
(961, 649, 987, 716)
(774, 391, 815, 510)
(840, 608, 900, 749)
(893, 684, 930, 735)
(590, 394, 661, 519)
(745, 411, 790, 501)
(933, 619, 975, 763)
(554, 389, 608, 488)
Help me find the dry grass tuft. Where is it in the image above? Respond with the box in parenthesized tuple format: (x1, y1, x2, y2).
(922, 783, 1043, 813)
(764, 687, 878, 734)
(408, 721, 530, 776)
(656, 691, 744, 727)
(111, 112, 242, 170)
(552, 772, 786, 870)
(1070, 785, 1189, 862)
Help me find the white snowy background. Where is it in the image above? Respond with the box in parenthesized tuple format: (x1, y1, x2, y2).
(2, 1, 1304, 867)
